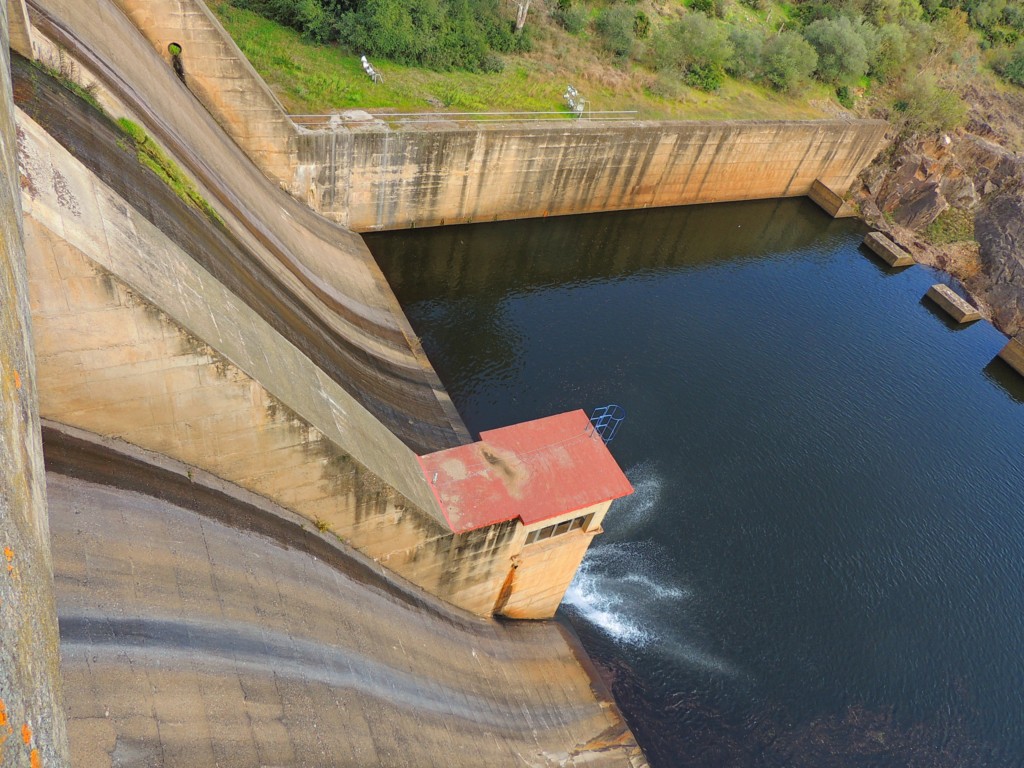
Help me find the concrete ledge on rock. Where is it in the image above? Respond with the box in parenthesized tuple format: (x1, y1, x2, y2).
(925, 284, 981, 323)
(863, 231, 914, 267)
(809, 180, 856, 218)
(998, 338, 1024, 378)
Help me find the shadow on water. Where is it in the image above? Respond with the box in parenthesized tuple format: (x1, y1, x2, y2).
(983, 356, 1024, 404)
(918, 295, 974, 332)
(855, 243, 913, 276)
(368, 198, 862, 303)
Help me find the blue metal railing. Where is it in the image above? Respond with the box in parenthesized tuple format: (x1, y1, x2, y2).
(588, 404, 626, 444)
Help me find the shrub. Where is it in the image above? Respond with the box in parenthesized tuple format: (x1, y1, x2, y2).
(929, 8, 973, 56)
(480, 51, 505, 72)
(1004, 4, 1024, 32)
(863, 0, 925, 25)
(870, 22, 910, 80)
(969, 0, 1007, 31)
(238, 0, 520, 72)
(649, 14, 735, 91)
(690, 0, 730, 17)
(233, 0, 354, 42)
(792, 0, 841, 26)
(894, 74, 967, 133)
(835, 84, 855, 107)
(633, 11, 651, 39)
(992, 40, 1024, 84)
(596, 5, 638, 58)
(647, 72, 688, 99)
(727, 26, 764, 80)
(803, 15, 872, 84)
(295, 0, 335, 43)
(685, 62, 727, 90)
(552, 3, 587, 34)
(761, 29, 818, 92)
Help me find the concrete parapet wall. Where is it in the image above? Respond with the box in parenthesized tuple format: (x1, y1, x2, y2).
(88, 1, 887, 237)
(0, 7, 70, 765)
(304, 119, 889, 232)
(18, 111, 514, 615)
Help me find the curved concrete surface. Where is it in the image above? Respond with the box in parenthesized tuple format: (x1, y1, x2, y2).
(45, 430, 645, 767)
(25, 0, 467, 453)
(11, 57, 455, 455)
(11, 3, 644, 762)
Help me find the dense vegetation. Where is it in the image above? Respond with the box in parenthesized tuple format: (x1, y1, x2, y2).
(221, 0, 1022, 132)
(230, 0, 530, 71)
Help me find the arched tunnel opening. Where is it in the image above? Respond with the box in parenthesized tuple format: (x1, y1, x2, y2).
(168, 42, 185, 83)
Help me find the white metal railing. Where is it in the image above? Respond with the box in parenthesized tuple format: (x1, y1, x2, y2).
(291, 110, 639, 128)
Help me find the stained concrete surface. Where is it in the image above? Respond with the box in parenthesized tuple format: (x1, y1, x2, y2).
(26, 0, 467, 453)
(48, 464, 644, 767)
(11, 55, 463, 454)
(0, 5, 70, 764)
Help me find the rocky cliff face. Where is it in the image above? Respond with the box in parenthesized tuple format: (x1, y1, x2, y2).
(854, 125, 1024, 340)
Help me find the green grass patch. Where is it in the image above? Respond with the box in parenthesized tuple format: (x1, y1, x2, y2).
(926, 207, 976, 244)
(117, 118, 223, 224)
(31, 58, 105, 114)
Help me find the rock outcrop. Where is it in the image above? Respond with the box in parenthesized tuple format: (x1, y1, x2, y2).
(855, 129, 1024, 341)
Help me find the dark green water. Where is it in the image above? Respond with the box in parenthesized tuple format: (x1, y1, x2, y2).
(367, 198, 1024, 767)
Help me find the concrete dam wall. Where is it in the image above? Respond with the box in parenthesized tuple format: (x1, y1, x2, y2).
(43, 432, 645, 766)
(91, 0, 887, 232)
(26, 0, 468, 456)
(0, 4, 70, 765)
(4, 0, 891, 764)
(305, 119, 889, 232)
(15, 0, 632, 621)
(4, 0, 648, 758)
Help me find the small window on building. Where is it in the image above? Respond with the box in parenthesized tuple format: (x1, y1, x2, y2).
(525, 513, 598, 545)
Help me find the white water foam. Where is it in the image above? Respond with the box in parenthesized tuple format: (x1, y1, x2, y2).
(563, 490, 743, 678)
(604, 461, 664, 538)
(563, 549, 653, 647)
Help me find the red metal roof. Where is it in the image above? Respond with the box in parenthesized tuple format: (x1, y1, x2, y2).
(418, 410, 634, 534)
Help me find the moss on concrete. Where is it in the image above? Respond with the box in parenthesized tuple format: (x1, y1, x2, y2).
(117, 117, 224, 224)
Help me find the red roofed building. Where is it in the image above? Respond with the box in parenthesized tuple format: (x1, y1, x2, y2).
(419, 409, 633, 619)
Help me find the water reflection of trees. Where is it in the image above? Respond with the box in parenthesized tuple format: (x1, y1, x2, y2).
(368, 198, 855, 420)
(368, 198, 847, 303)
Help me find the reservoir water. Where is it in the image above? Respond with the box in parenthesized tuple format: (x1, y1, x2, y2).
(367, 198, 1024, 767)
